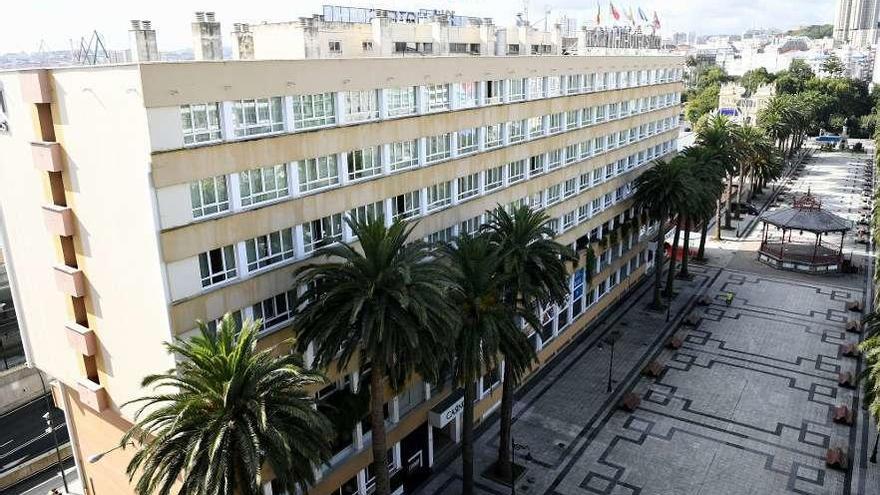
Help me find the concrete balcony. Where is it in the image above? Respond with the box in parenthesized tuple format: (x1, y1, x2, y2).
(31, 142, 63, 172)
(53, 265, 85, 297)
(65, 322, 97, 356)
(19, 69, 51, 104)
(76, 379, 108, 412)
(42, 204, 74, 237)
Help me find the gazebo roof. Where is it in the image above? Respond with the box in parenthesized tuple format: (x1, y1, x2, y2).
(760, 206, 851, 233)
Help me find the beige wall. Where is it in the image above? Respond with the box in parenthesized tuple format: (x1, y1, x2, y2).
(0, 73, 82, 389)
(137, 55, 682, 109)
(0, 66, 178, 412)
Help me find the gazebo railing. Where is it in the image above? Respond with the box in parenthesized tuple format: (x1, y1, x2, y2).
(759, 240, 842, 265)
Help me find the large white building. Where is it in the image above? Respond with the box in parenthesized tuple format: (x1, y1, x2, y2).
(834, 0, 880, 48)
(0, 7, 683, 495)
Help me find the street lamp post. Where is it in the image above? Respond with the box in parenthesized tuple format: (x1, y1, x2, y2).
(604, 330, 622, 393)
(510, 439, 530, 495)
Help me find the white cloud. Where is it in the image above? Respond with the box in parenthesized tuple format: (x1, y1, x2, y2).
(0, 0, 837, 54)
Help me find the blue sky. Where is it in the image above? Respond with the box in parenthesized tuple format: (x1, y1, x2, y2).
(0, 0, 838, 54)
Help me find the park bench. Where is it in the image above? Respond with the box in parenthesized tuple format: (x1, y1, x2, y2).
(642, 361, 663, 378)
(620, 393, 641, 412)
(842, 343, 860, 358)
(826, 447, 848, 470)
(846, 319, 862, 333)
(696, 295, 712, 306)
(683, 313, 700, 326)
(846, 300, 864, 312)
(666, 336, 683, 349)
(838, 372, 855, 388)
(833, 405, 853, 425)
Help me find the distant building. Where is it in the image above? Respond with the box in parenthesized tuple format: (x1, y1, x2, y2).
(834, 0, 880, 48)
(580, 26, 661, 50)
(718, 82, 776, 125)
(673, 32, 688, 45)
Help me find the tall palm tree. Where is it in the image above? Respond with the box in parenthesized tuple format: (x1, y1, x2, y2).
(482, 205, 573, 481)
(861, 330, 880, 463)
(685, 146, 726, 262)
(697, 114, 740, 237)
(443, 233, 536, 495)
(121, 314, 332, 495)
(293, 216, 458, 495)
(677, 146, 721, 277)
(634, 158, 696, 308)
(662, 156, 700, 297)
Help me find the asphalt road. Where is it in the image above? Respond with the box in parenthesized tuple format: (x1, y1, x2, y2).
(0, 395, 69, 475)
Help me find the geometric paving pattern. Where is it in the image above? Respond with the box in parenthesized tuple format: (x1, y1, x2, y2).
(549, 271, 861, 495)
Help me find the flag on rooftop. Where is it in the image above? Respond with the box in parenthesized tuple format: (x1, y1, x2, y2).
(638, 7, 649, 22)
(596, 1, 602, 25)
(625, 6, 636, 25)
(653, 11, 661, 29)
(610, 2, 621, 21)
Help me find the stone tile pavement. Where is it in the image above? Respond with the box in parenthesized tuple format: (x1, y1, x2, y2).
(415, 151, 880, 495)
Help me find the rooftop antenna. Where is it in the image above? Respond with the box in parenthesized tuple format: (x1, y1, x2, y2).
(70, 30, 114, 65)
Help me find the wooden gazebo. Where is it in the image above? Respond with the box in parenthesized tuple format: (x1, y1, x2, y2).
(758, 193, 851, 273)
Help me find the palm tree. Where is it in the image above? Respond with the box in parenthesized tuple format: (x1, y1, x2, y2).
(443, 233, 536, 494)
(662, 156, 700, 297)
(634, 158, 696, 308)
(696, 114, 740, 237)
(292, 216, 458, 495)
(482, 205, 574, 481)
(121, 314, 332, 495)
(685, 146, 726, 263)
(861, 330, 880, 463)
(677, 146, 721, 277)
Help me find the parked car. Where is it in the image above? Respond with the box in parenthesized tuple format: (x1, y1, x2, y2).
(730, 202, 760, 215)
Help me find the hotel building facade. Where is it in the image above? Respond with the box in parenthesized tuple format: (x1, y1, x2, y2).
(0, 8, 683, 495)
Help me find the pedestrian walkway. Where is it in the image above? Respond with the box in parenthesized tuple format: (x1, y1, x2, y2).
(416, 151, 878, 495)
(418, 262, 720, 494)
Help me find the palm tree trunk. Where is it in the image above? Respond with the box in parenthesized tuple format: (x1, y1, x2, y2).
(651, 219, 665, 309)
(370, 367, 391, 495)
(724, 176, 733, 228)
(715, 199, 722, 240)
(735, 172, 745, 220)
(679, 217, 692, 278)
(697, 219, 709, 261)
(462, 380, 476, 495)
(496, 363, 515, 481)
(664, 222, 681, 298)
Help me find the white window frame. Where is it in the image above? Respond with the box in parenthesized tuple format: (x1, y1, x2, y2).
(239, 164, 289, 207)
(181, 103, 222, 145)
(426, 181, 453, 211)
(232, 97, 285, 137)
(245, 228, 296, 272)
(291, 93, 336, 130)
(199, 245, 237, 288)
(302, 214, 344, 254)
(191, 175, 229, 218)
(297, 155, 339, 193)
(346, 147, 382, 182)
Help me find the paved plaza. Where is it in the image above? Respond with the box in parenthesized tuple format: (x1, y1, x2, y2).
(417, 150, 878, 495)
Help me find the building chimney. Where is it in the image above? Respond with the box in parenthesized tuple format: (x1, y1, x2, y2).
(192, 11, 223, 60)
(231, 23, 254, 60)
(129, 19, 159, 62)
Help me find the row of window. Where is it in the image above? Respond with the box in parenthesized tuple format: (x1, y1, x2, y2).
(187, 93, 681, 220)
(195, 137, 676, 324)
(179, 68, 683, 145)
